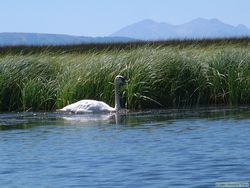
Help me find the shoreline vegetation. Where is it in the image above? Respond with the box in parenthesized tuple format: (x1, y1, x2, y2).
(1, 37, 250, 112)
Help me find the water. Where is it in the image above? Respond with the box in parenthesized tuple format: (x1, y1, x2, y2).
(0, 107, 250, 188)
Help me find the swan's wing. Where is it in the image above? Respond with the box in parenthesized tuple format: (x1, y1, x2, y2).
(60, 100, 115, 113)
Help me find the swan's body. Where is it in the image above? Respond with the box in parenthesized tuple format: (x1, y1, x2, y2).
(59, 75, 126, 113)
(60, 99, 115, 113)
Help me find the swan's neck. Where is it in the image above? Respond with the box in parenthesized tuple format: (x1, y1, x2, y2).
(115, 84, 121, 111)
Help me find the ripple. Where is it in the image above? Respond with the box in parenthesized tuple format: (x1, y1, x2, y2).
(1, 107, 250, 187)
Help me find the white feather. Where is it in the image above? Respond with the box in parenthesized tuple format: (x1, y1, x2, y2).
(60, 99, 115, 113)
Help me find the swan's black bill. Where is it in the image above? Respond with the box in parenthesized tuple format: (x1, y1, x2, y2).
(117, 76, 127, 84)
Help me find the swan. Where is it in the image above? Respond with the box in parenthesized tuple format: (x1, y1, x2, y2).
(59, 75, 126, 113)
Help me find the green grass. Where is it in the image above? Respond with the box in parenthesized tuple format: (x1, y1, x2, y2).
(1, 38, 250, 112)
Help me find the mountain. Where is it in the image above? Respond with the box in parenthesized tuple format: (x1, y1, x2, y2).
(111, 18, 250, 40)
(110, 19, 177, 40)
(0, 32, 135, 46)
(1, 18, 250, 46)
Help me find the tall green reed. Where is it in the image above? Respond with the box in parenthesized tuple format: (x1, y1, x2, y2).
(1, 42, 250, 112)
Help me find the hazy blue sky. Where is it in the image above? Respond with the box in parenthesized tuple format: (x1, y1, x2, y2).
(0, 0, 249, 36)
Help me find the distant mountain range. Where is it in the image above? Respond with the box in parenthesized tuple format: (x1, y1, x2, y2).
(111, 18, 250, 40)
(1, 18, 250, 46)
(0, 33, 135, 46)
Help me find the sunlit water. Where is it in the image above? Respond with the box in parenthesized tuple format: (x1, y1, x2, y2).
(0, 107, 250, 187)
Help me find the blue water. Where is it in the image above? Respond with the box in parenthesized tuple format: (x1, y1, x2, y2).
(0, 108, 250, 187)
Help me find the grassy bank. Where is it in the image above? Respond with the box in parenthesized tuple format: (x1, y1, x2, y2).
(1, 38, 250, 112)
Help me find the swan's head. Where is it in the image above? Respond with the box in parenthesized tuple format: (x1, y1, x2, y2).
(115, 75, 126, 86)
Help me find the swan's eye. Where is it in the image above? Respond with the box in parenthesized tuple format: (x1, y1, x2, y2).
(120, 77, 125, 83)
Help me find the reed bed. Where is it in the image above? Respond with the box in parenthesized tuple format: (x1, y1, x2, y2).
(1, 38, 250, 111)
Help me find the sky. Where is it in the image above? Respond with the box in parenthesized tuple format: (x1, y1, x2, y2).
(0, 0, 250, 36)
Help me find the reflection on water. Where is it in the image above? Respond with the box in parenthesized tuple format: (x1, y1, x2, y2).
(0, 107, 250, 187)
(1, 107, 250, 130)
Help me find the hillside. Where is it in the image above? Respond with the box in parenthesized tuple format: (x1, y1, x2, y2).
(0, 32, 135, 46)
(111, 18, 250, 40)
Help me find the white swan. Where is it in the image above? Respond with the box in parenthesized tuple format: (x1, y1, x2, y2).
(59, 75, 126, 113)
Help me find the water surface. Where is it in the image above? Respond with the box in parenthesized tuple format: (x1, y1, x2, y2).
(0, 107, 250, 187)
